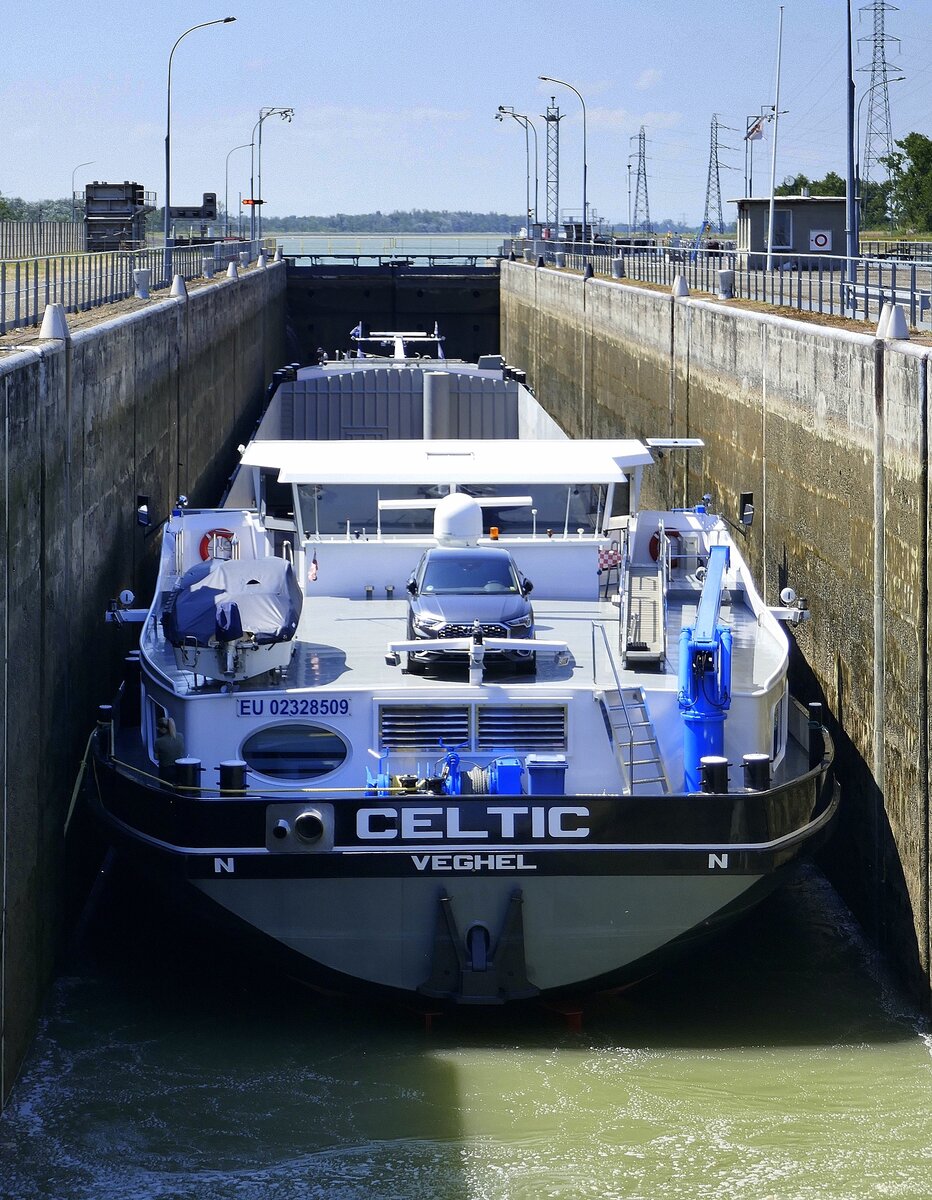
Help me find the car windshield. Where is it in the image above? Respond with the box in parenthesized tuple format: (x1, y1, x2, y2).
(420, 554, 519, 595)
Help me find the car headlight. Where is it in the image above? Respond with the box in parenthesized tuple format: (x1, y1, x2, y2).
(413, 613, 443, 634)
(506, 613, 533, 631)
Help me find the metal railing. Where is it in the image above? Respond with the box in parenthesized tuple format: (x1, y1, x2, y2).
(0, 240, 267, 336)
(0, 220, 85, 260)
(509, 237, 932, 329)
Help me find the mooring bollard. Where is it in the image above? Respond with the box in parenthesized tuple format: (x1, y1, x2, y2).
(742, 752, 771, 792)
(175, 758, 202, 796)
(717, 268, 735, 300)
(219, 760, 248, 794)
(97, 704, 114, 758)
(133, 268, 151, 299)
(554, 251, 566, 268)
(699, 755, 729, 794)
(202, 256, 215, 279)
(238, 250, 250, 267)
(611, 257, 625, 279)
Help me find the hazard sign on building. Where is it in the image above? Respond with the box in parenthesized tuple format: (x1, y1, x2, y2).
(809, 230, 832, 252)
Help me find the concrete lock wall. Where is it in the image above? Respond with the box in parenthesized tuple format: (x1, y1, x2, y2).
(0, 264, 287, 1105)
(502, 260, 932, 1006)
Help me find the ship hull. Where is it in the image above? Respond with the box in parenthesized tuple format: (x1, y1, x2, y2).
(89, 738, 837, 1003)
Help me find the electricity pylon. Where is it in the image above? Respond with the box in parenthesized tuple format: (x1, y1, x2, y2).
(631, 126, 652, 235)
(542, 98, 563, 230)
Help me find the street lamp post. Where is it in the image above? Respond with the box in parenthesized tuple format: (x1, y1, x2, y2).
(539, 75, 586, 244)
(627, 158, 635, 234)
(249, 107, 293, 246)
(71, 161, 94, 223)
(164, 16, 236, 279)
(225, 142, 251, 238)
(496, 107, 539, 227)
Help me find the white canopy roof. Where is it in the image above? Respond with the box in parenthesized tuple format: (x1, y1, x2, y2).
(240, 438, 655, 485)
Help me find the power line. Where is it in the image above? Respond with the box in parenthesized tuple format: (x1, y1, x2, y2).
(702, 114, 727, 233)
(631, 126, 652, 234)
(859, 1, 901, 189)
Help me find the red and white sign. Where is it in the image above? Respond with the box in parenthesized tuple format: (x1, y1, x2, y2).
(809, 230, 832, 252)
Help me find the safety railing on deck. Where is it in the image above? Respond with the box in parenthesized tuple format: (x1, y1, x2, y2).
(0, 239, 267, 336)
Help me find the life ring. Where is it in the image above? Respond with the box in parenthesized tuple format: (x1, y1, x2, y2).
(649, 528, 681, 564)
(199, 528, 235, 561)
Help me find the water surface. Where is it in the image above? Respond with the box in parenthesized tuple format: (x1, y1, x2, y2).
(1, 863, 929, 1200)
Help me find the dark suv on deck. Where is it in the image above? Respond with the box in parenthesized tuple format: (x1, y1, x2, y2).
(405, 546, 535, 673)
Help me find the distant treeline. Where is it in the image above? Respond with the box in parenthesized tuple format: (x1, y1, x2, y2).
(258, 210, 524, 233)
(0, 195, 73, 221)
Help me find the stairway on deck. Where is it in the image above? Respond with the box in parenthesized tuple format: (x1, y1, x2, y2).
(624, 564, 664, 665)
(603, 686, 670, 794)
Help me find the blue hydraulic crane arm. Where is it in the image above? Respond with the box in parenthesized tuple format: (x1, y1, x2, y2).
(692, 544, 730, 644)
(677, 543, 733, 791)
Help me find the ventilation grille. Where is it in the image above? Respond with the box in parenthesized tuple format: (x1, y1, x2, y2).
(477, 706, 567, 751)
(439, 623, 507, 639)
(379, 706, 470, 751)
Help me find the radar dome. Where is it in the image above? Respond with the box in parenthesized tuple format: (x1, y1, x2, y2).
(433, 493, 483, 546)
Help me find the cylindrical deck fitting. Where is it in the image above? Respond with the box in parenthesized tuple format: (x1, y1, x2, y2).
(122, 655, 141, 727)
(175, 758, 202, 795)
(219, 760, 247, 794)
(96, 704, 114, 758)
(742, 752, 771, 792)
(699, 755, 729, 794)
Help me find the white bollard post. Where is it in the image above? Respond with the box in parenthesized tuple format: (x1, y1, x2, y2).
(202, 256, 215, 279)
(671, 274, 689, 298)
(611, 257, 625, 279)
(717, 269, 735, 299)
(170, 274, 188, 298)
(885, 303, 910, 340)
(257, 252, 268, 268)
(273, 246, 283, 262)
(876, 301, 893, 339)
(133, 268, 151, 299)
(39, 303, 70, 339)
(227, 261, 239, 280)
(238, 251, 250, 267)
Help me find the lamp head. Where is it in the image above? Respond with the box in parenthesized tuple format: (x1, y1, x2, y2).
(223, 15, 236, 22)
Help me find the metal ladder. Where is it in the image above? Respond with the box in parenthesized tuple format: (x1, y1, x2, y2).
(604, 686, 670, 794)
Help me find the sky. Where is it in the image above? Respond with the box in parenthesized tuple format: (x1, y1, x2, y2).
(3, 0, 932, 228)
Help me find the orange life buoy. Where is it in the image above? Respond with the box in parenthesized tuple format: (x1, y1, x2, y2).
(199, 528, 235, 560)
(649, 528, 681, 564)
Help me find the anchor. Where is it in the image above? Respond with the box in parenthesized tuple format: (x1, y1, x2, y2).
(419, 888, 539, 1004)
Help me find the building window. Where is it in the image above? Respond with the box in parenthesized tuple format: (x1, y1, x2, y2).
(768, 209, 793, 250)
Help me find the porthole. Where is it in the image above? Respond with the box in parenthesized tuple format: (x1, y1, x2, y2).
(241, 723, 348, 780)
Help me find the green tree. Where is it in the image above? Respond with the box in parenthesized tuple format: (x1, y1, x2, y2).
(882, 132, 932, 232)
(775, 171, 845, 197)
